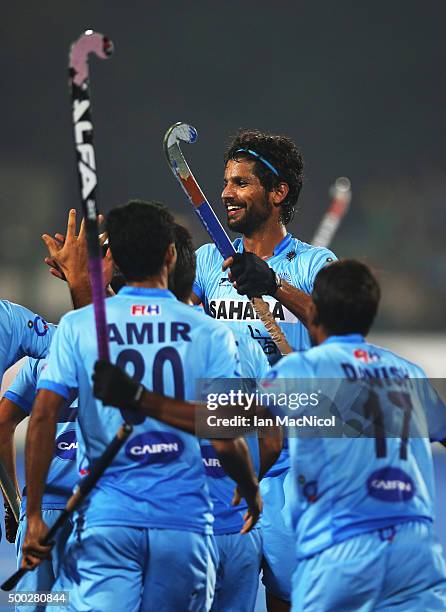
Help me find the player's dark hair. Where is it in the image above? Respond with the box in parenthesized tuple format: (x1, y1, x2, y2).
(312, 259, 380, 336)
(224, 129, 304, 225)
(169, 223, 196, 302)
(106, 200, 175, 281)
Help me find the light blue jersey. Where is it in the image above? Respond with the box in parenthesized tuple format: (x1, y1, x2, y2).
(193, 234, 336, 361)
(200, 328, 269, 534)
(3, 358, 78, 513)
(0, 300, 54, 379)
(260, 334, 446, 559)
(38, 287, 239, 535)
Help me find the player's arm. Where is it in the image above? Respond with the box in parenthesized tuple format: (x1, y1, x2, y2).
(93, 360, 199, 433)
(21, 389, 64, 568)
(0, 398, 26, 542)
(222, 254, 312, 326)
(211, 437, 262, 533)
(258, 423, 283, 480)
(92, 362, 262, 530)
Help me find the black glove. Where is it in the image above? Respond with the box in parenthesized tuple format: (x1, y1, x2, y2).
(4, 503, 18, 543)
(230, 253, 279, 298)
(93, 360, 144, 410)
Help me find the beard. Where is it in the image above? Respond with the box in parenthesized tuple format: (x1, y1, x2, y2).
(227, 198, 273, 236)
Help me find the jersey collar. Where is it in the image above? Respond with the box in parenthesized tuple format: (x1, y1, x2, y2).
(234, 233, 293, 258)
(118, 286, 177, 300)
(322, 334, 365, 345)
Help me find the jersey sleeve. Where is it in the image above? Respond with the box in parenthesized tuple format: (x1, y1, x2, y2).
(301, 247, 337, 294)
(12, 302, 55, 360)
(192, 244, 213, 303)
(37, 315, 78, 399)
(418, 377, 446, 441)
(0, 301, 13, 375)
(3, 358, 40, 414)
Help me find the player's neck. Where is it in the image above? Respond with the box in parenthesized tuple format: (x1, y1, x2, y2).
(126, 272, 169, 291)
(242, 222, 287, 259)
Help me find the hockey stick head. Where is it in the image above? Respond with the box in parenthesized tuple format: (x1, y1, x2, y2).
(69, 30, 114, 87)
(163, 122, 206, 208)
(164, 122, 198, 151)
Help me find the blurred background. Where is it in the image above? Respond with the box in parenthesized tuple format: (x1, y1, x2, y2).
(1, 1, 445, 329)
(0, 2, 445, 609)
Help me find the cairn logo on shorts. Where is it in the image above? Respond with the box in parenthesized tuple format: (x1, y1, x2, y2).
(201, 446, 226, 478)
(367, 467, 415, 502)
(55, 430, 78, 461)
(28, 316, 49, 337)
(131, 304, 161, 316)
(125, 432, 184, 465)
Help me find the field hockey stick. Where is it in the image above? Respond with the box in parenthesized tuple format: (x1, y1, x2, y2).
(1, 422, 133, 591)
(164, 122, 292, 355)
(0, 460, 21, 523)
(312, 177, 351, 248)
(69, 29, 113, 361)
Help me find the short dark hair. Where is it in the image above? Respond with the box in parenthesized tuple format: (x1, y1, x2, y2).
(169, 223, 196, 302)
(106, 200, 175, 281)
(224, 129, 304, 225)
(312, 259, 380, 336)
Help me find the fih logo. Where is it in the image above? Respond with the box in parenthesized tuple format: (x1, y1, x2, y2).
(201, 446, 225, 478)
(73, 99, 96, 200)
(367, 467, 415, 502)
(125, 432, 184, 466)
(353, 348, 380, 363)
(131, 304, 161, 316)
(55, 430, 78, 461)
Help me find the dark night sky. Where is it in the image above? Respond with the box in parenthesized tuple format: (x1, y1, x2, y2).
(1, 1, 445, 327)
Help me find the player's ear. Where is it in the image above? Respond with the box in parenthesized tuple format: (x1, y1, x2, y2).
(165, 243, 177, 275)
(108, 247, 119, 272)
(271, 182, 289, 207)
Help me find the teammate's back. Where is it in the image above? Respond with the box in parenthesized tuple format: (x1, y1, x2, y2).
(40, 250, 239, 533)
(271, 335, 443, 558)
(261, 259, 446, 610)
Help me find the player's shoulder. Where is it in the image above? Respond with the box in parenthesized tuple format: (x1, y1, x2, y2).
(269, 348, 316, 378)
(291, 237, 336, 265)
(0, 299, 26, 322)
(195, 238, 240, 263)
(365, 341, 427, 377)
(195, 242, 223, 263)
(58, 303, 94, 329)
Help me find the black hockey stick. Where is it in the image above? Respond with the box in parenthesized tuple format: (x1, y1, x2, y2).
(69, 29, 113, 361)
(1, 422, 133, 591)
(0, 460, 20, 523)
